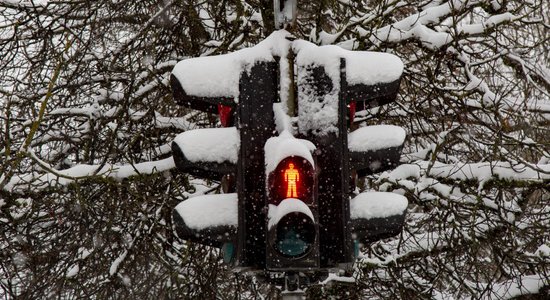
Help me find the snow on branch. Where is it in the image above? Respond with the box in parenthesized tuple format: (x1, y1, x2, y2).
(426, 160, 550, 187)
(482, 275, 548, 299)
(360, 1, 517, 50)
(0, 0, 48, 8)
(4, 157, 175, 193)
(381, 160, 550, 190)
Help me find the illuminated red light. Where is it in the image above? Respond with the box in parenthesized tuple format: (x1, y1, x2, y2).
(283, 162, 300, 198)
(269, 157, 313, 205)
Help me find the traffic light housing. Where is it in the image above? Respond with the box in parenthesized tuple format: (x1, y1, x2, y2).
(264, 133, 319, 270)
(170, 41, 279, 267)
(294, 48, 407, 268)
(173, 193, 237, 248)
(350, 192, 408, 245)
(170, 31, 408, 278)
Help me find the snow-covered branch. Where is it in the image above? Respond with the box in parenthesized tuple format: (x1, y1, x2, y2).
(4, 157, 175, 193)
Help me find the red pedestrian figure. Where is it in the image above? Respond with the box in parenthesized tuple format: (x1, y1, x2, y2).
(284, 163, 300, 198)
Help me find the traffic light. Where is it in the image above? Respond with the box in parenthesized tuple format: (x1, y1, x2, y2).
(172, 193, 237, 249)
(264, 132, 319, 270)
(170, 31, 409, 279)
(170, 38, 279, 267)
(294, 48, 407, 267)
(347, 124, 408, 248)
(350, 191, 408, 246)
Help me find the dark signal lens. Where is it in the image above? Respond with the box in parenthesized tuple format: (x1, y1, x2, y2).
(274, 212, 315, 258)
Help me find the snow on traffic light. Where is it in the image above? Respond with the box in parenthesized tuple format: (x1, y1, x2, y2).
(170, 126, 240, 253)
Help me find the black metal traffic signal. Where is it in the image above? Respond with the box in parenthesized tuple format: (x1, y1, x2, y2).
(170, 30, 408, 277)
(264, 133, 319, 270)
(295, 53, 407, 268)
(170, 46, 278, 268)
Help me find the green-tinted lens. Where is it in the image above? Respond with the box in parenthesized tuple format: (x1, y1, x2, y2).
(275, 213, 315, 258)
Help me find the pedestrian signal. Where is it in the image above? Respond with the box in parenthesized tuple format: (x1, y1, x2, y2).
(266, 155, 319, 270)
(267, 157, 315, 205)
(284, 163, 300, 198)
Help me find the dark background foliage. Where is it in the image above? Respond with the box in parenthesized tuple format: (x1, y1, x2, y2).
(1, 0, 548, 298)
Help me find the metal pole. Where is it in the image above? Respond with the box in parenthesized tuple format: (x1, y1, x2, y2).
(280, 272, 306, 299)
(274, 0, 297, 30)
(281, 291, 305, 300)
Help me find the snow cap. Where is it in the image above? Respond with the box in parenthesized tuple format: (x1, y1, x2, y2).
(293, 39, 404, 136)
(264, 130, 316, 175)
(350, 192, 408, 220)
(173, 31, 402, 105)
(268, 198, 314, 229)
(173, 127, 239, 163)
(175, 193, 238, 230)
(172, 30, 292, 100)
(348, 125, 406, 152)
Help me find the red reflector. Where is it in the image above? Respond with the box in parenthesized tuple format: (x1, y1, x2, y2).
(349, 101, 356, 124)
(283, 162, 300, 198)
(218, 104, 232, 127)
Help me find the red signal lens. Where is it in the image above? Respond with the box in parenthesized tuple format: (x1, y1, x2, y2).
(283, 162, 300, 198)
(268, 157, 314, 205)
